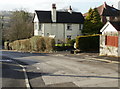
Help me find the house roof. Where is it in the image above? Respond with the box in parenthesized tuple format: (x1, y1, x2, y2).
(35, 10, 84, 23)
(84, 2, 120, 17)
(110, 21, 120, 31)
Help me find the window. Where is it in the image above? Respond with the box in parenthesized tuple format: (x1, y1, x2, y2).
(67, 24, 72, 30)
(106, 17, 110, 21)
(79, 24, 83, 30)
(67, 35, 71, 39)
(34, 22, 37, 30)
(47, 33, 49, 36)
(39, 24, 42, 31)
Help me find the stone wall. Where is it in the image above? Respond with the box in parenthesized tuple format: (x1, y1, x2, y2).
(100, 35, 119, 57)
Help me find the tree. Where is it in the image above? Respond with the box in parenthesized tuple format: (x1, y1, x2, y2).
(82, 8, 103, 35)
(4, 10, 33, 41)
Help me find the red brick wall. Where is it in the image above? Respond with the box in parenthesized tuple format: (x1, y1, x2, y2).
(106, 36, 118, 47)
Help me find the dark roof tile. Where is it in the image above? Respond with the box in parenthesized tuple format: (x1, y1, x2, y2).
(110, 21, 120, 31)
(35, 10, 84, 23)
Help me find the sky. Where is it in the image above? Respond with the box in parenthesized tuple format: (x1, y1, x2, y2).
(0, 0, 119, 13)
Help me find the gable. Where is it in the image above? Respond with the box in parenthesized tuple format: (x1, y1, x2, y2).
(100, 22, 118, 34)
(34, 13, 39, 22)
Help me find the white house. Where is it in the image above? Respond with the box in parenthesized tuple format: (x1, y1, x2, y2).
(100, 21, 120, 57)
(33, 4, 84, 43)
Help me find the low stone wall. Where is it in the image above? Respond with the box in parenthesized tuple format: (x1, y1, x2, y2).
(100, 35, 119, 57)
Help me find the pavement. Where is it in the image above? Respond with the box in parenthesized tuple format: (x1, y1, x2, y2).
(1, 50, 120, 64)
(52, 51, 120, 64)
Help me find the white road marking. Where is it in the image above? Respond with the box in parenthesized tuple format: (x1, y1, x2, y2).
(88, 58, 119, 64)
(11, 60, 31, 89)
(0, 60, 12, 62)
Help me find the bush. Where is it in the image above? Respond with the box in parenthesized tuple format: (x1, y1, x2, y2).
(76, 34, 100, 52)
(4, 41, 9, 50)
(19, 39, 31, 51)
(54, 43, 74, 51)
(8, 36, 55, 52)
(66, 38, 76, 46)
(44, 37, 55, 52)
(30, 36, 41, 51)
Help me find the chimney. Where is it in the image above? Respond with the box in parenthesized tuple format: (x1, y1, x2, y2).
(118, 1, 120, 10)
(51, 4, 56, 22)
(68, 6, 72, 14)
(104, 2, 107, 9)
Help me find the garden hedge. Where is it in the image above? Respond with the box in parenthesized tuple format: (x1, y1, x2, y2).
(8, 36, 55, 52)
(76, 34, 100, 52)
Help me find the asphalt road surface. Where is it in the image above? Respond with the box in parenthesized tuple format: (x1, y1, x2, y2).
(1, 56, 28, 89)
(1, 50, 120, 89)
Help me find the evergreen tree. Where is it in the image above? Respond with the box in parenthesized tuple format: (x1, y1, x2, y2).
(85, 8, 93, 21)
(82, 8, 103, 35)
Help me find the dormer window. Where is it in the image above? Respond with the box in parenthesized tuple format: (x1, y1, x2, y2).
(106, 17, 110, 21)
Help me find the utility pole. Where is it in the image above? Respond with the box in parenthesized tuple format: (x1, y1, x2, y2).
(0, 15, 4, 49)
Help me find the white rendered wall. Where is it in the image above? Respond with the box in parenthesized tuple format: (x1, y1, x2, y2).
(101, 22, 118, 35)
(34, 14, 40, 36)
(43, 23, 82, 42)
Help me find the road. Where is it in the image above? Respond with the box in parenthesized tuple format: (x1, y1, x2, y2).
(1, 56, 27, 88)
(1, 50, 119, 88)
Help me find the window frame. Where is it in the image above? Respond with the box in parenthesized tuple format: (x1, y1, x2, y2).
(67, 24, 72, 30)
(67, 35, 71, 40)
(38, 23, 42, 31)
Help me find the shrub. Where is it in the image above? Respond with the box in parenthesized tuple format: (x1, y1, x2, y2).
(4, 41, 9, 50)
(30, 36, 41, 51)
(19, 39, 31, 51)
(76, 34, 100, 51)
(44, 37, 55, 52)
(36, 37, 46, 52)
(11, 40, 21, 50)
(8, 36, 55, 52)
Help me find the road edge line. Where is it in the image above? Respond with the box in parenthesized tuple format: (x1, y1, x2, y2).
(11, 60, 31, 89)
(18, 64, 31, 89)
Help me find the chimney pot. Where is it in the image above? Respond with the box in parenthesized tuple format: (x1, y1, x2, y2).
(68, 6, 72, 14)
(51, 4, 56, 22)
(52, 4, 56, 9)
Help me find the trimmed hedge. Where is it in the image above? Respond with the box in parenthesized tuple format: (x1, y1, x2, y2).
(54, 43, 74, 51)
(8, 36, 55, 52)
(4, 41, 9, 50)
(76, 34, 100, 52)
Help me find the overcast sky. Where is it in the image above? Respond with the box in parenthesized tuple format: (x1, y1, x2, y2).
(0, 0, 119, 13)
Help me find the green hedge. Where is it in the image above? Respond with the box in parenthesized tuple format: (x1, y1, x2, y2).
(8, 36, 55, 52)
(76, 34, 100, 51)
